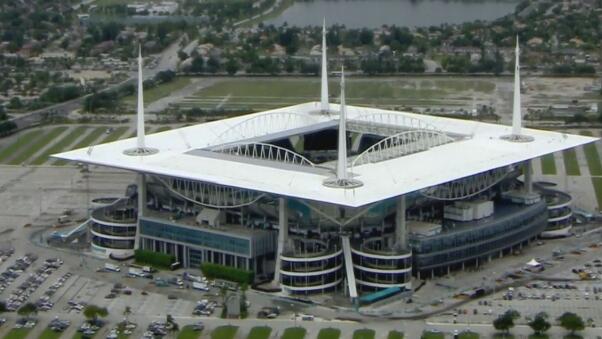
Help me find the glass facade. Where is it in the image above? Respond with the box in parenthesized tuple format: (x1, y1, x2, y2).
(139, 218, 251, 256)
(90, 221, 136, 237)
(91, 235, 134, 250)
(411, 201, 547, 271)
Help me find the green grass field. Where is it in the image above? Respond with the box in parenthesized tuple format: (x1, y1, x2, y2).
(353, 329, 375, 339)
(562, 148, 581, 176)
(211, 326, 238, 339)
(122, 77, 191, 107)
(154, 126, 172, 133)
(592, 177, 602, 209)
(281, 327, 306, 339)
(3, 328, 32, 339)
(387, 331, 404, 339)
(30, 126, 88, 165)
(420, 331, 444, 339)
(458, 332, 480, 339)
(99, 126, 130, 144)
(0, 130, 41, 163)
(247, 326, 271, 339)
(176, 77, 495, 111)
(580, 131, 602, 176)
(177, 325, 203, 339)
(53, 127, 107, 166)
(38, 328, 64, 339)
(317, 328, 340, 339)
(540, 153, 557, 175)
(9, 126, 68, 165)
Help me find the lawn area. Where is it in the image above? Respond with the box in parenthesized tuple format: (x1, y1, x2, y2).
(154, 126, 172, 133)
(387, 331, 404, 339)
(592, 177, 602, 209)
(122, 77, 191, 107)
(9, 126, 68, 165)
(39, 328, 64, 339)
(540, 153, 557, 175)
(3, 328, 32, 339)
(580, 131, 602, 176)
(421, 331, 444, 339)
(458, 331, 480, 339)
(53, 127, 106, 166)
(0, 130, 41, 163)
(281, 327, 306, 339)
(353, 329, 375, 339)
(98, 126, 130, 144)
(317, 328, 340, 339)
(247, 326, 272, 339)
(177, 325, 203, 339)
(31, 126, 88, 165)
(211, 325, 238, 339)
(562, 148, 581, 176)
(178, 77, 495, 111)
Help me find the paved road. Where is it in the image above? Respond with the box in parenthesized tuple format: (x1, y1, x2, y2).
(9, 36, 184, 131)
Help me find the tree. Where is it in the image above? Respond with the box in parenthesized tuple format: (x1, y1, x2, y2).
(17, 303, 37, 318)
(529, 312, 551, 335)
(225, 58, 239, 75)
(558, 312, 585, 335)
(83, 305, 108, 323)
(493, 309, 520, 335)
(190, 56, 204, 73)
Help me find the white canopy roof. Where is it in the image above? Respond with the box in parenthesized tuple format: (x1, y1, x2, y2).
(53, 102, 596, 207)
(526, 258, 541, 266)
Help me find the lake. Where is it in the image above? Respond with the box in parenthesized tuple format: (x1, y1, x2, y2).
(265, 0, 520, 28)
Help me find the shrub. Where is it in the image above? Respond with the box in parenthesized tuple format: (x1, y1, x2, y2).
(134, 249, 174, 269)
(200, 263, 253, 284)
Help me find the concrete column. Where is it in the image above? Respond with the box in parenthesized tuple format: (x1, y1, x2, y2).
(273, 197, 288, 285)
(395, 195, 407, 249)
(524, 160, 533, 194)
(134, 173, 146, 251)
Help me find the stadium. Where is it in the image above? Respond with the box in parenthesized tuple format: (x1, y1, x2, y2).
(54, 33, 595, 302)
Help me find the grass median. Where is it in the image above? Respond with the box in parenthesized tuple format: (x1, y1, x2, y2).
(9, 126, 68, 165)
(317, 328, 340, 339)
(177, 325, 203, 339)
(247, 326, 271, 339)
(211, 325, 238, 339)
(31, 126, 88, 165)
(53, 127, 107, 166)
(562, 148, 580, 176)
(0, 130, 40, 164)
(540, 153, 557, 175)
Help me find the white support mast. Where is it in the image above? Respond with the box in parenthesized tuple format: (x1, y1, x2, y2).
(336, 66, 348, 182)
(512, 36, 521, 136)
(323, 67, 362, 188)
(501, 36, 533, 143)
(136, 45, 146, 150)
(320, 18, 329, 112)
(124, 45, 158, 156)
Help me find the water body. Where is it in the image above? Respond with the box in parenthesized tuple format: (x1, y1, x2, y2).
(266, 0, 520, 28)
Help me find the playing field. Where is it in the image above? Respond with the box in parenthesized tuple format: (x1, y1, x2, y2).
(172, 77, 497, 112)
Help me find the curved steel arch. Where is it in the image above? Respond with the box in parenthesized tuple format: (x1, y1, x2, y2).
(350, 112, 443, 133)
(212, 112, 321, 145)
(155, 176, 265, 208)
(420, 167, 511, 200)
(352, 129, 454, 167)
(214, 142, 316, 167)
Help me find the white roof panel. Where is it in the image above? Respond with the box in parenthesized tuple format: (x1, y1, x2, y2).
(53, 102, 596, 207)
